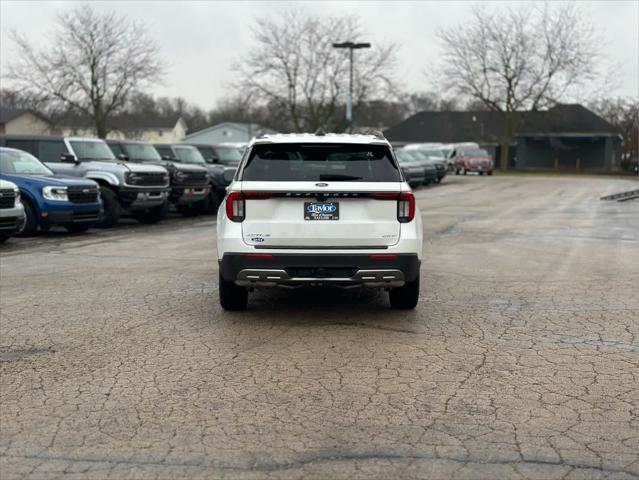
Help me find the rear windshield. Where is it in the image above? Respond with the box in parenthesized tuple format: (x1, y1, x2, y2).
(241, 143, 400, 182)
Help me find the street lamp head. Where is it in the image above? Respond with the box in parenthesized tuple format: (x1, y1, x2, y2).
(332, 42, 371, 50)
(332, 42, 354, 49)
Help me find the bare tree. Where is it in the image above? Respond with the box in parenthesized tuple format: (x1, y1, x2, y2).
(6, 5, 162, 138)
(439, 3, 599, 170)
(234, 10, 399, 132)
(589, 97, 639, 170)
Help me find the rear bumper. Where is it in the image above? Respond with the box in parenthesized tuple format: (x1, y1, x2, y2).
(219, 253, 420, 287)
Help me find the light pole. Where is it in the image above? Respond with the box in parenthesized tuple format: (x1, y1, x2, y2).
(332, 41, 371, 130)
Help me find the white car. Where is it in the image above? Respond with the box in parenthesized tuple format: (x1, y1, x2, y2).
(216, 133, 423, 310)
(0, 179, 25, 242)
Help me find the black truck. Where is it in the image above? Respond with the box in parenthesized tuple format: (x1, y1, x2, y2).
(108, 140, 210, 217)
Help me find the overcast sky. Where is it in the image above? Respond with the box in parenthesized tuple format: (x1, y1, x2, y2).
(1, 0, 637, 110)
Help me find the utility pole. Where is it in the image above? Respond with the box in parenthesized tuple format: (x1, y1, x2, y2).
(332, 41, 371, 131)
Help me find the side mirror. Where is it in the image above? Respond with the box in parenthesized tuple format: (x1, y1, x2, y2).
(209, 156, 219, 164)
(161, 155, 172, 161)
(60, 153, 79, 164)
(117, 153, 129, 161)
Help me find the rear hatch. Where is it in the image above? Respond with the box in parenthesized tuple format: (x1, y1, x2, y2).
(238, 142, 404, 248)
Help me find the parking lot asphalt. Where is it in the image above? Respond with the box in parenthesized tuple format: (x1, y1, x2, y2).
(1, 174, 638, 480)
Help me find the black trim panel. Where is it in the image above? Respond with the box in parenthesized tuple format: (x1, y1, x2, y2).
(219, 253, 420, 283)
(254, 245, 388, 250)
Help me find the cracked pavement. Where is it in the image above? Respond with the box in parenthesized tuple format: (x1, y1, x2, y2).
(1, 175, 638, 479)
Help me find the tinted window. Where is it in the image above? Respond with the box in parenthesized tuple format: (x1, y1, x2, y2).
(155, 146, 173, 158)
(38, 140, 68, 163)
(108, 143, 124, 156)
(212, 146, 242, 165)
(195, 146, 216, 161)
(5, 140, 38, 157)
(242, 143, 400, 182)
(122, 143, 161, 161)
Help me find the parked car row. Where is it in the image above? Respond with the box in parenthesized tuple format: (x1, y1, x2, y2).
(395, 145, 448, 188)
(0, 134, 242, 242)
(400, 142, 494, 176)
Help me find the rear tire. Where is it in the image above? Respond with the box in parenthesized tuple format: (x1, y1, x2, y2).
(455, 168, 460, 175)
(487, 171, 493, 176)
(97, 187, 121, 228)
(219, 272, 248, 311)
(17, 201, 38, 236)
(389, 277, 420, 310)
(133, 202, 169, 224)
(462, 168, 467, 175)
(479, 171, 484, 176)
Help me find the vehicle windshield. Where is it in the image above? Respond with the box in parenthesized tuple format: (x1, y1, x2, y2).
(405, 151, 429, 161)
(0, 149, 54, 176)
(70, 141, 116, 161)
(462, 149, 490, 157)
(242, 143, 400, 182)
(419, 149, 444, 159)
(396, 151, 420, 163)
(213, 146, 242, 165)
(123, 143, 162, 161)
(173, 146, 206, 164)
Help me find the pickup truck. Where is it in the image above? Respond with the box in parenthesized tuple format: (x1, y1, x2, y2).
(0, 135, 171, 227)
(107, 140, 209, 218)
(182, 144, 240, 213)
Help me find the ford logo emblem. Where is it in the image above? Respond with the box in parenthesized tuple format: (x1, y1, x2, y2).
(307, 204, 336, 214)
(315, 183, 329, 187)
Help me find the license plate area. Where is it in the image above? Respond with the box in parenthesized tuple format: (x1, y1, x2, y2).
(304, 202, 339, 221)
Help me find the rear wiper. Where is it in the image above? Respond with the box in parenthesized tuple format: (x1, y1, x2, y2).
(319, 174, 362, 181)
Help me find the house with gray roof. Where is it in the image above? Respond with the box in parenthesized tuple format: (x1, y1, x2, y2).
(384, 104, 623, 172)
(0, 108, 58, 135)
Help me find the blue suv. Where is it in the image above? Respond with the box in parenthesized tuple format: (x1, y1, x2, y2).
(0, 147, 102, 234)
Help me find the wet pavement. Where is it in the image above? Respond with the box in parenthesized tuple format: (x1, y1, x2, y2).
(1, 175, 638, 479)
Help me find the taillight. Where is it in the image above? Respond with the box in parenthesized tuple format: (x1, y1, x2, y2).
(371, 192, 415, 223)
(397, 192, 415, 223)
(226, 191, 245, 222)
(225, 191, 272, 222)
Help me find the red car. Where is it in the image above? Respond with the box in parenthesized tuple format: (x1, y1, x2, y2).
(452, 148, 493, 175)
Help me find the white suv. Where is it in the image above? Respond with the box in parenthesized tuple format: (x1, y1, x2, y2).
(216, 133, 423, 310)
